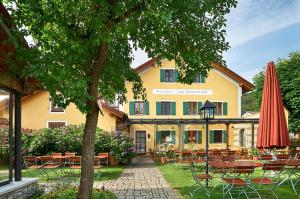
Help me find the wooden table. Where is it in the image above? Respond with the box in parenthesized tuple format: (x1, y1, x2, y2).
(209, 161, 263, 169)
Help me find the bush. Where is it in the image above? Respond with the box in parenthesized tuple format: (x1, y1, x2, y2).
(24, 125, 135, 164)
(0, 128, 9, 163)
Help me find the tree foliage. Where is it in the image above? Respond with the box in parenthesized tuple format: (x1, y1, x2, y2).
(7, 0, 237, 112)
(5, 0, 237, 198)
(241, 92, 260, 114)
(253, 52, 300, 132)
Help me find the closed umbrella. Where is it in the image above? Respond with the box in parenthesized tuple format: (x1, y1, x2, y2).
(256, 61, 290, 149)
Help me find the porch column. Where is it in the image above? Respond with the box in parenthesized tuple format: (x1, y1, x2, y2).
(180, 124, 184, 151)
(226, 123, 230, 149)
(14, 92, 22, 181)
(251, 122, 255, 147)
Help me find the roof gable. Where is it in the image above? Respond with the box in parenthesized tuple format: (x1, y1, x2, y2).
(133, 57, 254, 93)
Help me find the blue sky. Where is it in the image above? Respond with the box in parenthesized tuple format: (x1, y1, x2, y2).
(132, 0, 300, 83)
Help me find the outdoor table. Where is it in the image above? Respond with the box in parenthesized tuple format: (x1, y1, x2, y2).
(277, 160, 300, 193)
(273, 149, 291, 154)
(209, 161, 263, 169)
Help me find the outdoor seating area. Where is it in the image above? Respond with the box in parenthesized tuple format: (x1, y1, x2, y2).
(23, 152, 108, 181)
(159, 148, 300, 198)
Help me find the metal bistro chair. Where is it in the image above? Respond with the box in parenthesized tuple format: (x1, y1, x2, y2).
(39, 156, 60, 179)
(189, 161, 212, 198)
(251, 162, 284, 199)
(94, 156, 102, 179)
(223, 165, 261, 199)
(23, 156, 43, 176)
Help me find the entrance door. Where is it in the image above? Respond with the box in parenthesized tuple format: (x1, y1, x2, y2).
(136, 131, 146, 154)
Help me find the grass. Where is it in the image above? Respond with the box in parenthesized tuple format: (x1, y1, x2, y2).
(35, 187, 117, 199)
(22, 166, 124, 182)
(159, 163, 300, 199)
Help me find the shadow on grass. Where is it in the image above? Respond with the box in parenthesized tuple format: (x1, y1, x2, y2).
(22, 166, 124, 182)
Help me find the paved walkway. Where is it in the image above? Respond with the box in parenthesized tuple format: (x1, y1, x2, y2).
(95, 156, 179, 199)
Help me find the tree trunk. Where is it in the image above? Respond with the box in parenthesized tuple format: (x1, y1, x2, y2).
(77, 101, 99, 199)
(77, 42, 108, 199)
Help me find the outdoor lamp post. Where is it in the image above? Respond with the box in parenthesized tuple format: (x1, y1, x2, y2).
(200, 100, 215, 187)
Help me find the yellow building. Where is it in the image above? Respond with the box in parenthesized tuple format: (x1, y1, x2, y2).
(0, 91, 125, 132)
(123, 58, 255, 154)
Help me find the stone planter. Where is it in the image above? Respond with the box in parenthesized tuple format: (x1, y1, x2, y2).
(109, 156, 118, 166)
(252, 155, 259, 160)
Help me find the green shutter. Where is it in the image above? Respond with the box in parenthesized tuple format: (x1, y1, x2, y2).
(223, 102, 228, 115)
(209, 130, 214, 143)
(197, 131, 202, 144)
(223, 130, 228, 143)
(171, 102, 176, 115)
(201, 75, 205, 83)
(198, 101, 202, 115)
(171, 131, 176, 144)
(174, 70, 179, 82)
(160, 69, 165, 82)
(129, 102, 135, 115)
(156, 131, 161, 145)
(184, 131, 188, 144)
(156, 102, 161, 115)
(144, 101, 149, 115)
(183, 102, 189, 115)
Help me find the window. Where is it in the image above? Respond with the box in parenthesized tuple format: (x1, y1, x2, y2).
(212, 102, 228, 115)
(134, 101, 144, 115)
(188, 131, 197, 143)
(213, 102, 222, 115)
(194, 74, 205, 83)
(156, 130, 175, 144)
(188, 102, 197, 115)
(48, 121, 66, 128)
(161, 102, 171, 115)
(165, 69, 174, 82)
(50, 99, 64, 113)
(213, 130, 223, 143)
(160, 131, 172, 143)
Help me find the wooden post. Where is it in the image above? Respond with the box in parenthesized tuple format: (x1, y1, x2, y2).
(14, 92, 22, 181)
(251, 122, 255, 147)
(226, 123, 230, 149)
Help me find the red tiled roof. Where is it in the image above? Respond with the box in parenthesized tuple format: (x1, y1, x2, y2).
(133, 57, 254, 93)
(101, 103, 126, 119)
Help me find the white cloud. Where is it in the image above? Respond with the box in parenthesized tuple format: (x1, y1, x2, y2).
(226, 0, 300, 47)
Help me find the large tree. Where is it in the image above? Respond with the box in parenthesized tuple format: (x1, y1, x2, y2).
(7, 0, 237, 198)
(253, 52, 300, 133)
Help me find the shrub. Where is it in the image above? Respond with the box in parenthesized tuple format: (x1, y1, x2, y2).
(0, 128, 9, 163)
(24, 125, 135, 164)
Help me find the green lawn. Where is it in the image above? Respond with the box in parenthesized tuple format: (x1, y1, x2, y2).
(34, 187, 117, 199)
(22, 166, 124, 182)
(159, 163, 299, 199)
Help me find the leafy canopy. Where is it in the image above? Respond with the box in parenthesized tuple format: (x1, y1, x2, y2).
(253, 52, 300, 132)
(7, 0, 237, 113)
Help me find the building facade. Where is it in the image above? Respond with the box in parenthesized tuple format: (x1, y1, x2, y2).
(124, 58, 255, 154)
(0, 91, 125, 132)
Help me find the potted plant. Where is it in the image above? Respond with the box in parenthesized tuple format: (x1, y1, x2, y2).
(250, 147, 259, 160)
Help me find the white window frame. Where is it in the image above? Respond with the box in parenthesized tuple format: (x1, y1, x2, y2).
(212, 101, 225, 116)
(49, 98, 66, 114)
(47, 120, 67, 128)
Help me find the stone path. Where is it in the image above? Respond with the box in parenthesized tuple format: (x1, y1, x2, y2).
(95, 156, 179, 199)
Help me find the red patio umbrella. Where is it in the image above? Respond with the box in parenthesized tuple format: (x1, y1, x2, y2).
(256, 61, 290, 149)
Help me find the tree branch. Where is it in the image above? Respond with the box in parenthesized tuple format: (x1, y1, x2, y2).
(113, 2, 146, 24)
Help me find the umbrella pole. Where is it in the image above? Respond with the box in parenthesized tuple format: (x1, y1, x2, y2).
(205, 119, 209, 187)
